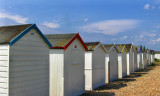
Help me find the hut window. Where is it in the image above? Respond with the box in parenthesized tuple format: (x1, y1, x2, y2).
(31, 33, 34, 35)
(71, 49, 80, 65)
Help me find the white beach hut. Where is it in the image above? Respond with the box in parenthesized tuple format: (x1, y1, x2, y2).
(142, 46, 147, 68)
(146, 49, 151, 66)
(155, 51, 160, 59)
(84, 42, 107, 90)
(137, 46, 143, 70)
(133, 46, 138, 71)
(104, 44, 118, 83)
(122, 44, 134, 75)
(45, 33, 88, 96)
(151, 50, 155, 63)
(115, 44, 127, 79)
(0, 24, 51, 96)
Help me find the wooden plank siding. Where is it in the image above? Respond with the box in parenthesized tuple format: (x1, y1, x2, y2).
(9, 29, 49, 96)
(0, 45, 9, 96)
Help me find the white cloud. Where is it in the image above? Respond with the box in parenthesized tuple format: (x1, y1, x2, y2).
(84, 18, 88, 22)
(120, 36, 128, 40)
(150, 38, 160, 44)
(80, 19, 140, 35)
(0, 12, 28, 24)
(43, 22, 60, 28)
(144, 4, 150, 10)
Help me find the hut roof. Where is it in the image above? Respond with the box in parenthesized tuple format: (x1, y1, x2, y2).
(0, 24, 52, 47)
(0, 24, 32, 44)
(85, 42, 100, 51)
(115, 44, 127, 53)
(45, 33, 88, 50)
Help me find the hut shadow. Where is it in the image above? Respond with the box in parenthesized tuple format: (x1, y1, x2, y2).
(81, 91, 115, 96)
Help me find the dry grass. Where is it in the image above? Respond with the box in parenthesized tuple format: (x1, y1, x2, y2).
(81, 62, 160, 96)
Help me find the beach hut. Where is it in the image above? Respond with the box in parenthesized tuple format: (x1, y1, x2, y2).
(133, 46, 138, 71)
(104, 44, 118, 83)
(146, 49, 151, 66)
(137, 46, 143, 70)
(151, 50, 155, 63)
(45, 33, 88, 96)
(115, 44, 127, 79)
(142, 46, 148, 68)
(122, 44, 134, 75)
(155, 51, 160, 59)
(0, 24, 51, 96)
(84, 42, 106, 90)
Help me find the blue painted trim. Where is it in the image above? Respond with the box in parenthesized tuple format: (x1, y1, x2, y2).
(9, 24, 52, 48)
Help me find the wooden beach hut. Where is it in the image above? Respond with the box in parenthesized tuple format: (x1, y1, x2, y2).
(115, 44, 127, 79)
(0, 24, 51, 96)
(122, 44, 134, 75)
(45, 33, 88, 96)
(104, 44, 118, 83)
(142, 46, 147, 68)
(133, 46, 138, 71)
(137, 46, 143, 70)
(85, 42, 107, 90)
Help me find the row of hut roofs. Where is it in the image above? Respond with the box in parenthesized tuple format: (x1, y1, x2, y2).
(0, 24, 156, 96)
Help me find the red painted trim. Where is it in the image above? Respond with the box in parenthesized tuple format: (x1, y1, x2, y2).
(63, 33, 88, 51)
(52, 47, 64, 49)
(51, 33, 88, 51)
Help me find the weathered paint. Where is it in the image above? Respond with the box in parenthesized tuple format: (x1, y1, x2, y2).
(143, 52, 147, 68)
(134, 51, 138, 71)
(105, 46, 118, 83)
(50, 38, 85, 96)
(85, 45, 106, 90)
(9, 29, 49, 96)
(0, 45, 9, 96)
(64, 38, 85, 96)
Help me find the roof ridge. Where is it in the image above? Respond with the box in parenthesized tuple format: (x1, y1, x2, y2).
(0, 24, 33, 28)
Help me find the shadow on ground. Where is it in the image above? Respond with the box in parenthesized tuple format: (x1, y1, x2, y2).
(81, 91, 115, 96)
(81, 63, 157, 96)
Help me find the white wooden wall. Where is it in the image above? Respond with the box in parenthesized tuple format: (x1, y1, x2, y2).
(155, 54, 160, 59)
(64, 39, 85, 96)
(134, 52, 138, 71)
(127, 52, 134, 75)
(105, 54, 109, 83)
(85, 52, 93, 90)
(92, 46, 105, 90)
(9, 29, 49, 96)
(137, 53, 143, 69)
(0, 45, 9, 96)
(122, 51, 127, 77)
(49, 49, 64, 96)
(143, 52, 147, 68)
(108, 47, 118, 82)
(118, 54, 122, 78)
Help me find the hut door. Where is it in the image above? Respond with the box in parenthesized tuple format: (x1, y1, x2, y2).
(70, 49, 82, 95)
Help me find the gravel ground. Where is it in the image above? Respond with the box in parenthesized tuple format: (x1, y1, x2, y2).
(81, 62, 160, 96)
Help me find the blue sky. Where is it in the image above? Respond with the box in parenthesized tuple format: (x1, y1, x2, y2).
(0, 0, 160, 50)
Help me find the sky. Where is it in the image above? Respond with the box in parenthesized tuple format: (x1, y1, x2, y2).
(0, 0, 160, 50)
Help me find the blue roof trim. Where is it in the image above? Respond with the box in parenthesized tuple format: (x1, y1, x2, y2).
(9, 24, 52, 48)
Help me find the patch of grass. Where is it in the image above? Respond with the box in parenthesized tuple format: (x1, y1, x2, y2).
(150, 62, 156, 66)
(155, 58, 160, 62)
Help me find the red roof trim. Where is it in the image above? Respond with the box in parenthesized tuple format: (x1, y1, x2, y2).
(64, 33, 88, 51)
(51, 33, 88, 51)
(52, 47, 64, 49)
